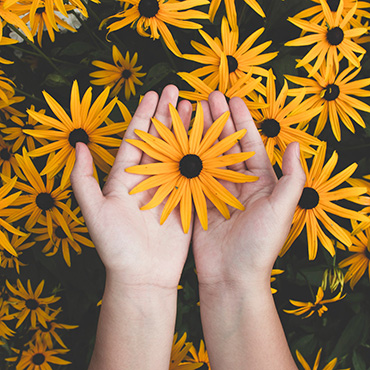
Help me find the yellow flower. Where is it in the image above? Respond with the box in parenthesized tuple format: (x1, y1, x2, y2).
(185, 339, 210, 369)
(6, 279, 60, 328)
(280, 143, 369, 260)
(125, 102, 257, 233)
(321, 265, 345, 293)
(0, 137, 26, 179)
(24, 80, 124, 189)
(170, 332, 203, 370)
(90, 45, 146, 100)
(103, 0, 209, 57)
(271, 269, 284, 294)
(253, 69, 322, 165)
(6, 339, 71, 369)
(182, 17, 277, 93)
(284, 286, 345, 318)
(296, 348, 350, 370)
(285, 62, 370, 141)
(285, 0, 367, 78)
(0, 302, 15, 340)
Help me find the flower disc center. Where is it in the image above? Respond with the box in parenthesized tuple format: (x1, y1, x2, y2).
(26, 298, 39, 310)
(0, 148, 10, 160)
(299, 187, 320, 209)
(55, 226, 68, 239)
(364, 247, 370, 260)
(3, 250, 13, 258)
(36, 6, 45, 14)
(40, 322, 52, 332)
(68, 128, 89, 148)
(32, 353, 46, 365)
(36, 192, 55, 211)
(23, 124, 34, 130)
(138, 0, 159, 18)
(198, 364, 209, 370)
(227, 55, 238, 73)
(179, 154, 203, 178)
(261, 119, 281, 138)
(327, 27, 344, 45)
(323, 84, 340, 101)
(327, 0, 340, 11)
(122, 69, 132, 79)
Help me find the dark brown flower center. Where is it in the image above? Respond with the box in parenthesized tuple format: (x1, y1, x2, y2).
(26, 298, 39, 310)
(68, 128, 89, 148)
(313, 303, 323, 311)
(3, 249, 13, 258)
(0, 148, 10, 160)
(179, 154, 203, 178)
(198, 364, 209, 370)
(327, 0, 340, 11)
(323, 84, 340, 101)
(327, 27, 344, 45)
(138, 0, 159, 18)
(36, 192, 55, 211)
(23, 124, 34, 130)
(40, 321, 52, 332)
(364, 247, 370, 260)
(299, 187, 320, 209)
(55, 226, 68, 239)
(36, 6, 45, 14)
(122, 69, 132, 79)
(261, 119, 281, 138)
(227, 55, 238, 73)
(32, 353, 45, 365)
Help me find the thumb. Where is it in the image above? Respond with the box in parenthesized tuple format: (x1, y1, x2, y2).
(269, 142, 306, 222)
(70, 142, 104, 219)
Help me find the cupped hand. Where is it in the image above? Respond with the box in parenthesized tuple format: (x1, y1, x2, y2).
(192, 92, 306, 289)
(70, 85, 193, 290)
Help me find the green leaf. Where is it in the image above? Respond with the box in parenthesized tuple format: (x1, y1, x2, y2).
(60, 41, 94, 56)
(138, 62, 174, 94)
(43, 73, 69, 87)
(352, 350, 366, 370)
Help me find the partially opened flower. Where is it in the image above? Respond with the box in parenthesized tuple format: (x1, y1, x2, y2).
(280, 143, 369, 260)
(125, 102, 257, 233)
(285, 0, 367, 78)
(170, 332, 202, 370)
(185, 339, 210, 369)
(296, 348, 350, 370)
(24, 80, 124, 189)
(103, 0, 209, 57)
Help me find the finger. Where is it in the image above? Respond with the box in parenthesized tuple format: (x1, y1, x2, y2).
(269, 142, 306, 237)
(208, 90, 245, 171)
(177, 99, 193, 132)
(229, 96, 274, 176)
(70, 142, 104, 220)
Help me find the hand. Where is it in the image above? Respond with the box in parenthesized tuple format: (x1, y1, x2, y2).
(70, 85, 193, 290)
(192, 92, 306, 289)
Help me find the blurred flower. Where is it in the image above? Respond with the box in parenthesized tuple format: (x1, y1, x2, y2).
(271, 269, 284, 294)
(170, 332, 203, 370)
(185, 339, 210, 369)
(0, 136, 26, 179)
(285, 63, 370, 141)
(0, 79, 26, 120)
(253, 69, 322, 165)
(90, 45, 146, 100)
(321, 265, 345, 292)
(284, 286, 345, 318)
(24, 80, 123, 189)
(0, 302, 15, 340)
(338, 221, 370, 289)
(30, 199, 94, 267)
(103, 0, 209, 57)
(1, 105, 49, 152)
(182, 17, 277, 93)
(6, 279, 60, 328)
(6, 339, 71, 369)
(0, 230, 34, 273)
(296, 348, 350, 370)
(0, 36, 18, 64)
(3, 149, 79, 241)
(126, 102, 257, 233)
(279, 143, 369, 260)
(285, 0, 367, 78)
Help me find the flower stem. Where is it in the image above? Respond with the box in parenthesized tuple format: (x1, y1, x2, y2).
(14, 87, 46, 106)
(160, 38, 177, 71)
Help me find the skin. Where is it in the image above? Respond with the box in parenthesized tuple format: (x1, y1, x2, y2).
(71, 85, 305, 370)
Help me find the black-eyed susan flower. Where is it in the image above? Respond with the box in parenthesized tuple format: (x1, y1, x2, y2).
(182, 17, 277, 93)
(30, 199, 94, 267)
(284, 286, 345, 318)
(170, 332, 203, 370)
(178, 70, 266, 113)
(103, 0, 209, 57)
(296, 348, 350, 370)
(1, 105, 49, 152)
(0, 176, 27, 258)
(0, 137, 26, 179)
(90, 45, 146, 100)
(338, 221, 370, 289)
(185, 339, 210, 369)
(253, 69, 322, 165)
(125, 102, 257, 233)
(31, 307, 78, 349)
(0, 85, 26, 120)
(6, 339, 71, 369)
(24, 80, 123, 189)
(6, 279, 60, 328)
(285, 62, 370, 141)
(3, 149, 79, 241)
(279, 143, 369, 260)
(0, 230, 34, 273)
(0, 302, 15, 340)
(285, 0, 367, 78)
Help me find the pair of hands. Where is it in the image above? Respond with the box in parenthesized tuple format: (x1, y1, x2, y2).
(70, 85, 306, 293)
